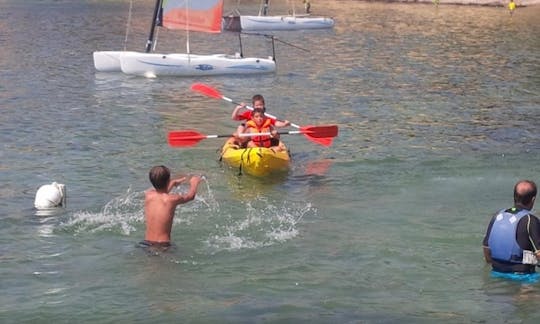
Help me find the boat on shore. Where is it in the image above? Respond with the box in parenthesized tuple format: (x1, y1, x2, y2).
(220, 138, 290, 177)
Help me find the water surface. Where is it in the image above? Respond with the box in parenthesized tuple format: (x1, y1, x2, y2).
(1, 0, 539, 322)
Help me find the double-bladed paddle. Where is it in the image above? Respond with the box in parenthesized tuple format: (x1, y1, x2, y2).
(190, 83, 338, 146)
(168, 125, 338, 147)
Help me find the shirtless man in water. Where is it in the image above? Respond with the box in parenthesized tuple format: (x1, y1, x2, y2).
(141, 165, 202, 247)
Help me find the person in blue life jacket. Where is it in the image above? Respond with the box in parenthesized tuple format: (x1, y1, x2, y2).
(483, 180, 540, 274)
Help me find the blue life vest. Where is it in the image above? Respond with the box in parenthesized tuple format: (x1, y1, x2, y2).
(488, 208, 530, 263)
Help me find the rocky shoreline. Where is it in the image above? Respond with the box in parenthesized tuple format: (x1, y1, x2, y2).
(385, 0, 540, 6)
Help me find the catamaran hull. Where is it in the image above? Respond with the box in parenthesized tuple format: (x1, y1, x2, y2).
(93, 51, 133, 72)
(240, 15, 334, 31)
(93, 51, 275, 76)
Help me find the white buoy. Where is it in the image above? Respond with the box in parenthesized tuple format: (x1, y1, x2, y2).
(34, 182, 66, 209)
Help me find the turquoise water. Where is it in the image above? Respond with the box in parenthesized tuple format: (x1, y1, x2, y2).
(1, 0, 540, 322)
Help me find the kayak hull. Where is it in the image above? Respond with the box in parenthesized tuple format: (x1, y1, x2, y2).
(220, 138, 290, 177)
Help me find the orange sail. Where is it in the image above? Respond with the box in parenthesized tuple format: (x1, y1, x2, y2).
(162, 0, 223, 33)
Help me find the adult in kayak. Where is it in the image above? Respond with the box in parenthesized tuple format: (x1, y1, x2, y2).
(483, 180, 540, 275)
(231, 94, 290, 147)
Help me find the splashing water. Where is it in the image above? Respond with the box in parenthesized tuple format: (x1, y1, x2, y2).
(61, 188, 144, 236)
(205, 199, 315, 252)
(60, 179, 220, 237)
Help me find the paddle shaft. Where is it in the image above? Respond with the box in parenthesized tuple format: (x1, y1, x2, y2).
(175, 131, 305, 140)
(222, 96, 301, 129)
(168, 125, 337, 147)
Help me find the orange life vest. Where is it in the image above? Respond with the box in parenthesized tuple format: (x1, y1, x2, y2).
(246, 119, 273, 148)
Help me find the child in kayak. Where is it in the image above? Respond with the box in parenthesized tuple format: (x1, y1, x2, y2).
(232, 94, 290, 147)
(244, 108, 285, 152)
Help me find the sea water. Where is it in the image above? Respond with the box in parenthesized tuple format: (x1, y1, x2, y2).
(1, 0, 539, 322)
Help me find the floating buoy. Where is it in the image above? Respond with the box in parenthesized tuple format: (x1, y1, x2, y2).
(34, 182, 66, 209)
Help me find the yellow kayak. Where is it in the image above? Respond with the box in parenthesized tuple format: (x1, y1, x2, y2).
(220, 138, 290, 177)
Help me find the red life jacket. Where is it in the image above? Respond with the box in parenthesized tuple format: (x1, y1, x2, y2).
(246, 119, 273, 148)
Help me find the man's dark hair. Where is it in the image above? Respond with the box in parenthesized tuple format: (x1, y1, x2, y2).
(149, 165, 170, 190)
(514, 180, 537, 206)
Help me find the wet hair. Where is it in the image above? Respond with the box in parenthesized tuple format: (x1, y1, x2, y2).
(149, 165, 170, 190)
(252, 108, 265, 116)
(514, 180, 537, 206)
(252, 94, 265, 105)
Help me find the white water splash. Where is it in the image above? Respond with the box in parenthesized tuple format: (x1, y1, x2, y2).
(62, 180, 220, 237)
(205, 200, 315, 252)
(62, 188, 143, 235)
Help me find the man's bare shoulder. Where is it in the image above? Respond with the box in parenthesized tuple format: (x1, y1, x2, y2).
(145, 188, 159, 199)
(145, 189, 180, 201)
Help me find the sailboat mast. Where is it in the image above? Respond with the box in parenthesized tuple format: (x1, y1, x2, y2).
(145, 0, 162, 53)
(186, 0, 191, 58)
(263, 0, 269, 16)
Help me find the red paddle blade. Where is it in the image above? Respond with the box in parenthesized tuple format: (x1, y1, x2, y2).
(300, 125, 338, 147)
(168, 130, 206, 147)
(300, 125, 338, 138)
(190, 83, 223, 99)
(307, 136, 334, 146)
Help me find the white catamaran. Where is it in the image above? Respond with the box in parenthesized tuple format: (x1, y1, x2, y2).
(93, 0, 276, 77)
(223, 0, 334, 32)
